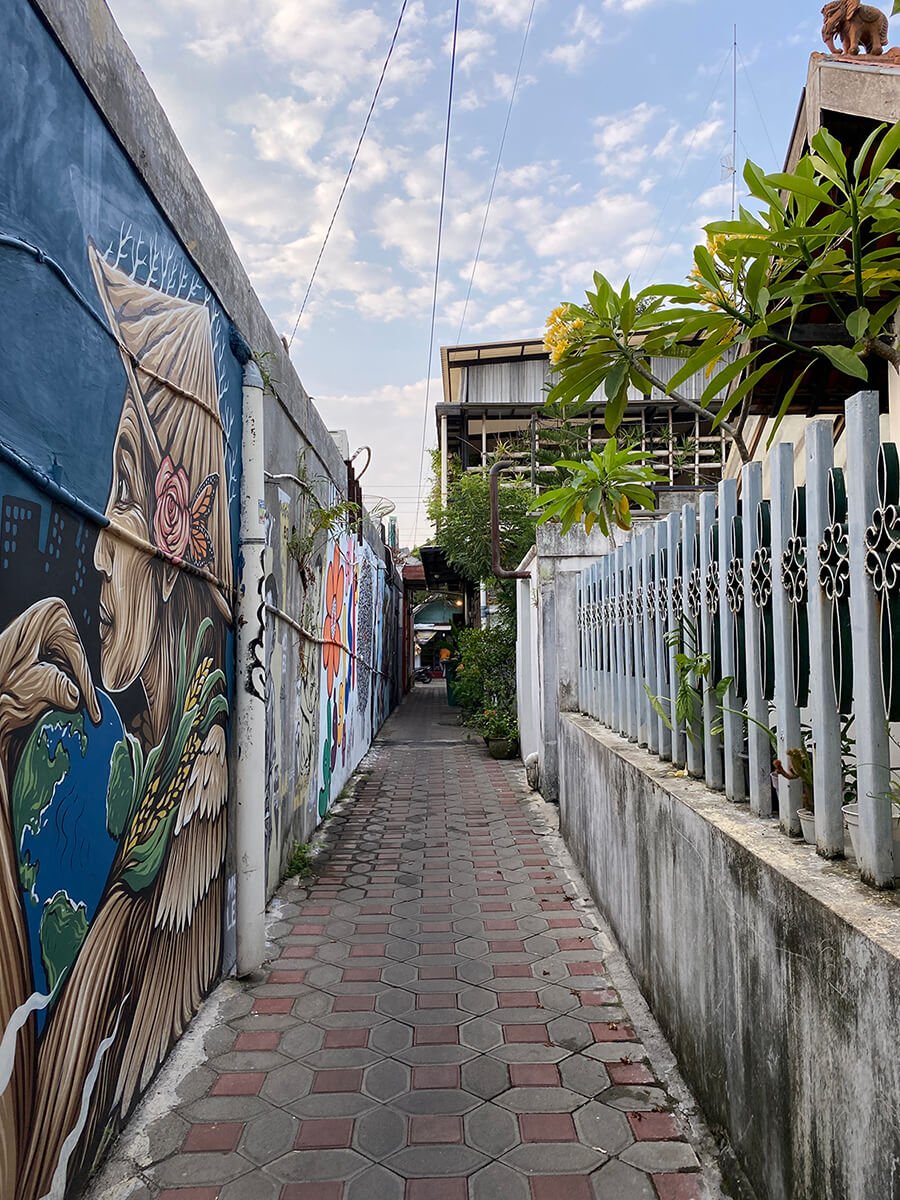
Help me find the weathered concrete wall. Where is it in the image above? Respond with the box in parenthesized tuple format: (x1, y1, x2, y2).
(527, 523, 616, 799)
(559, 714, 900, 1200)
(0, 4, 402, 1195)
(29, 0, 404, 892)
(261, 472, 402, 890)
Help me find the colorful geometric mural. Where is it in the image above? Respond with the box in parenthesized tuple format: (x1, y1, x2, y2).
(0, 6, 241, 1195)
(262, 514, 402, 891)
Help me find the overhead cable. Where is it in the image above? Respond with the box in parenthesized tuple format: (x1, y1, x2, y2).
(456, 0, 537, 343)
(287, 0, 410, 346)
(634, 45, 733, 286)
(412, 0, 462, 547)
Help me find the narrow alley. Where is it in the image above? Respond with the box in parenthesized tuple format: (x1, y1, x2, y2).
(97, 686, 716, 1200)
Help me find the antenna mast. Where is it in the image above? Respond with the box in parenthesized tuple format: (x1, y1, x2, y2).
(731, 24, 738, 220)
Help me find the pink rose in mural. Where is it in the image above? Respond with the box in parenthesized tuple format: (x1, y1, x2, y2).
(323, 544, 345, 697)
(153, 454, 191, 560)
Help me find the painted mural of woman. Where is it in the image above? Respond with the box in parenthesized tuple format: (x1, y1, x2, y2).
(0, 246, 234, 1199)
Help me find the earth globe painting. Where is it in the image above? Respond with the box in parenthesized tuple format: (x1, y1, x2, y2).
(12, 692, 125, 1021)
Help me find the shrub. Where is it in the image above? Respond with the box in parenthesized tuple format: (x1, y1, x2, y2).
(454, 624, 517, 739)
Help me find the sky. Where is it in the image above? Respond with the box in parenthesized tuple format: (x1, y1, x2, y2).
(105, 0, 831, 547)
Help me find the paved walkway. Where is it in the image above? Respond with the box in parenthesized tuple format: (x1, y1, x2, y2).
(111, 686, 716, 1200)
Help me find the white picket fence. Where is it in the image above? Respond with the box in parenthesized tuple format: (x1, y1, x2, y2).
(575, 391, 900, 888)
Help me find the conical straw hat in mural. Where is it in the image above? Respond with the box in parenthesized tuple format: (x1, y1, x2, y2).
(0, 243, 234, 1200)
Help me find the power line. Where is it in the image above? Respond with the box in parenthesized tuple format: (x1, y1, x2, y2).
(412, 0, 462, 547)
(633, 45, 733, 287)
(738, 47, 779, 167)
(456, 0, 537, 343)
(287, 0, 410, 346)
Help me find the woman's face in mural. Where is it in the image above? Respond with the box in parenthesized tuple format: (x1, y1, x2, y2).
(93, 392, 162, 691)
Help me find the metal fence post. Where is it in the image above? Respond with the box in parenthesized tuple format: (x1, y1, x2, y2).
(592, 556, 600, 715)
(600, 555, 609, 726)
(656, 518, 672, 760)
(682, 502, 703, 778)
(718, 478, 745, 801)
(615, 546, 627, 737)
(667, 511, 685, 768)
(846, 391, 894, 886)
(700, 491, 724, 790)
(580, 568, 588, 710)
(743, 462, 772, 816)
(628, 537, 643, 739)
(642, 528, 658, 753)
(771, 443, 803, 834)
(806, 420, 844, 857)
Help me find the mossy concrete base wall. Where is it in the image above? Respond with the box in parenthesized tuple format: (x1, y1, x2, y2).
(559, 713, 900, 1200)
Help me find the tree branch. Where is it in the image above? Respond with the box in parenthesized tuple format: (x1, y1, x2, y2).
(866, 337, 900, 369)
(628, 358, 753, 464)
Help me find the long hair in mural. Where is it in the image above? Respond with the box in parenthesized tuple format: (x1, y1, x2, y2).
(0, 246, 234, 1199)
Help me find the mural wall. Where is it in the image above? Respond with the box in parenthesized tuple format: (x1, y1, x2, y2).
(261, 497, 402, 893)
(0, 3, 241, 1196)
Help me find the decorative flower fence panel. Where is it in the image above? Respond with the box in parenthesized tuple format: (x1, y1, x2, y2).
(575, 391, 900, 888)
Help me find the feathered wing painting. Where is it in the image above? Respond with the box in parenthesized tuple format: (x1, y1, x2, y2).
(0, 246, 233, 1200)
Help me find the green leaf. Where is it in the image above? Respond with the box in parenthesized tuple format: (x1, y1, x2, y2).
(870, 119, 900, 182)
(766, 172, 833, 206)
(604, 381, 629, 435)
(853, 124, 885, 184)
(698, 348, 762, 409)
(845, 307, 870, 342)
(868, 295, 900, 337)
(693, 243, 719, 289)
(711, 355, 788, 429)
(814, 343, 869, 381)
(666, 335, 731, 395)
(604, 359, 627, 405)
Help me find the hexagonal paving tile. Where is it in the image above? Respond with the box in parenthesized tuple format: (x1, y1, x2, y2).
(573, 1102, 635, 1156)
(363, 1059, 410, 1102)
(353, 1104, 408, 1158)
(559, 1055, 612, 1098)
(465, 1102, 520, 1157)
(125, 693, 716, 1200)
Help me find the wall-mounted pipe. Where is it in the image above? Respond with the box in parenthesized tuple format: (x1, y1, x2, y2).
(234, 359, 267, 976)
(490, 460, 531, 580)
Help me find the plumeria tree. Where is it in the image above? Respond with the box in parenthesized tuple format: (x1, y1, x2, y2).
(538, 118, 900, 522)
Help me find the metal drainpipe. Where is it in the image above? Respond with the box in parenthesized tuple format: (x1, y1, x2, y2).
(235, 358, 267, 976)
(490, 460, 531, 580)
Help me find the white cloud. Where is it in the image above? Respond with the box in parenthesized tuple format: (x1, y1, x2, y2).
(603, 0, 682, 10)
(314, 377, 441, 545)
(593, 102, 660, 177)
(533, 193, 655, 260)
(449, 28, 495, 73)
(695, 180, 736, 211)
(476, 0, 541, 28)
(545, 5, 603, 71)
(458, 70, 537, 111)
(683, 114, 726, 154)
(229, 94, 326, 175)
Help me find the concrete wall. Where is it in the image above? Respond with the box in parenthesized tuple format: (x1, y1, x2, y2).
(516, 556, 541, 770)
(23, 0, 405, 892)
(0, 2, 402, 1195)
(559, 714, 900, 1200)
(0, 5, 245, 1195)
(261, 492, 402, 891)
(518, 523, 620, 799)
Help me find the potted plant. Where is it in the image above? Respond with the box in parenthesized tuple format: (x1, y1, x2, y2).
(843, 775, 900, 874)
(479, 707, 519, 759)
(774, 745, 815, 844)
